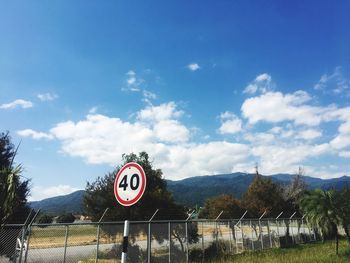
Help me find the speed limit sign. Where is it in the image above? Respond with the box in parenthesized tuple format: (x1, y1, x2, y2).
(114, 162, 147, 206)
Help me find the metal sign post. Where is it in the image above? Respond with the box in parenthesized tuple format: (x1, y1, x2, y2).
(114, 162, 147, 263)
(121, 220, 130, 263)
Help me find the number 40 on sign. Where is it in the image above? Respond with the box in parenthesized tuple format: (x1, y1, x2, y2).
(114, 162, 147, 207)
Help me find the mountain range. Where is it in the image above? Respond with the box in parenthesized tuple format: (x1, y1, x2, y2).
(30, 173, 350, 215)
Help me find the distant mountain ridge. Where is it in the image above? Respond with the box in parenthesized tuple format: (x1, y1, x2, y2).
(30, 173, 350, 214)
(167, 173, 350, 206)
(30, 190, 85, 215)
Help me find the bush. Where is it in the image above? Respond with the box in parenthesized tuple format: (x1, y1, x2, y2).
(56, 213, 75, 223)
(36, 214, 53, 227)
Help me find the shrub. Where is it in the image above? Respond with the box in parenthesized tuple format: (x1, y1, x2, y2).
(36, 214, 53, 227)
(56, 213, 75, 223)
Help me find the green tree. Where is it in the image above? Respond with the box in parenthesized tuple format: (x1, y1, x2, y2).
(84, 152, 194, 257)
(0, 132, 31, 259)
(56, 213, 75, 223)
(84, 152, 186, 222)
(0, 132, 30, 226)
(300, 189, 342, 254)
(36, 214, 54, 227)
(199, 194, 243, 219)
(336, 187, 350, 245)
(241, 176, 285, 218)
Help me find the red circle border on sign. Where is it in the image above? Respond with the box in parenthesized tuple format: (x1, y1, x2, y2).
(114, 162, 146, 206)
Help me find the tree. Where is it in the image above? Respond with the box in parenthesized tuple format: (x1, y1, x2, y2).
(84, 152, 195, 258)
(199, 194, 243, 219)
(336, 187, 350, 245)
(282, 167, 307, 215)
(241, 176, 285, 218)
(0, 132, 30, 226)
(56, 213, 75, 223)
(36, 214, 54, 227)
(84, 152, 186, 222)
(300, 189, 342, 254)
(0, 132, 31, 259)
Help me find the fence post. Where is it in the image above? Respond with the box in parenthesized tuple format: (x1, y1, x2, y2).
(18, 210, 33, 263)
(267, 220, 272, 248)
(147, 209, 159, 263)
(95, 208, 109, 263)
(240, 220, 244, 252)
(23, 209, 41, 263)
(228, 220, 232, 253)
(202, 221, 204, 263)
(250, 220, 254, 251)
(275, 212, 283, 248)
(121, 220, 130, 263)
(306, 220, 312, 241)
(289, 212, 296, 244)
(186, 210, 195, 263)
(259, 211, 266, 250)
(214, 211, 223, 257)
(300, 216, 304, 243)
(235, 210, 247, 253)
(168, 221, 171, 263)
(63, 225, 69, 263)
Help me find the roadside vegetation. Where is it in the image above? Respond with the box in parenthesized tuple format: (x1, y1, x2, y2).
(222, 239, 350, 263)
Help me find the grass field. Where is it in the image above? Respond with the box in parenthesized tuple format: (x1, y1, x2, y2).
(221, 239, 350, 263)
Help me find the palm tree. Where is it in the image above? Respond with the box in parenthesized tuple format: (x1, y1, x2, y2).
(338, 187, 350, 245)
(0, 165, 23, 226)
(300, 189, 341, 255)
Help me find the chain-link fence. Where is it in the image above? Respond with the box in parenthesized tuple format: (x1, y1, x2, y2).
(0, 218, 318, 263)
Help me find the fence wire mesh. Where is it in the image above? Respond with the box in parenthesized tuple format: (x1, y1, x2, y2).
(0, 218, 318, 263)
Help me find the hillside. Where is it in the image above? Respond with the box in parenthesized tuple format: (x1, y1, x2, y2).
(30, 190, 85, 215)
(167, 173, 350, 206)
(30, 173, 350, 214)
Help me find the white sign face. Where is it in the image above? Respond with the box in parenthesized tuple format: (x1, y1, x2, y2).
(114, 162, 147, 206)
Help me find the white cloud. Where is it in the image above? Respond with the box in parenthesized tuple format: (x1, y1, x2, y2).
(50, 114, 155, 164)
(325, 107, 350, 150)
(89, 106, 98, 114)
(296, 129, 322, 140)
(187, 63, 200, 71)
(122, 70, 157, 104)
(124, 70, 143, 92)
(159, 142, 250, 179)
(243, 73, 273, 94)
(244, 132, 275, 144)
(19, 101, 253, 179)
(138, 102, 190, 143)
(330, 134, 350, 150)
(154, 120, 190, 143)
(0, 99, 33, 109)
(142, 90, 157, 104)
(48, 113, 249, 179)
(241, 91, 329, 126)
(339, 151, 350, 158)
(252, 143, 329, 175)
(37, 93, 58, 101)
(143, 90, 157, 100)
(218, 112, 242, 134)
(314, 67, 350, 94)
(30, 185, 81, 201)
(17, 129, 54, 140)
(256, 73, 272, 82)
(137, 102, 183, 122)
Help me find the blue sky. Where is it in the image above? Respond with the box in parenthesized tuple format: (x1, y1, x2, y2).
(1, 1, 350, 201)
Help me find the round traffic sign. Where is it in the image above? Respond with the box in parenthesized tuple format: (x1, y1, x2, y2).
(114, 162, 147, 206)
